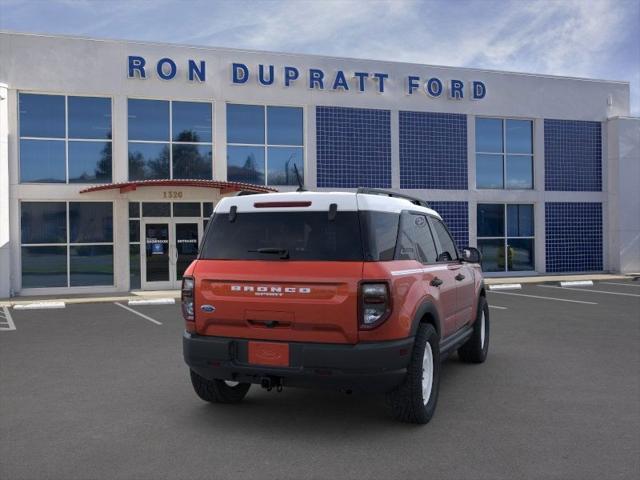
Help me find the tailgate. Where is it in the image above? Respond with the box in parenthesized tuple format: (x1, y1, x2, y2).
(194, 260, 363, 344)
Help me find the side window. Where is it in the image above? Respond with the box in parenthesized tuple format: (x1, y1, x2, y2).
(394, 212, 438, 263)
(430, 217, 458, 262)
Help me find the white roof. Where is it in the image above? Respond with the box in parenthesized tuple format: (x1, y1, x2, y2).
(214, 191, 441, 218)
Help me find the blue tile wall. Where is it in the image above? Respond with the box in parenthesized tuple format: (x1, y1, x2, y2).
(545, 202, 602, 272)
(544, 119, 602, 191)
(399, 111, 467, 189)
(316, 106, 391, 188)
(429, 201, 469, 249)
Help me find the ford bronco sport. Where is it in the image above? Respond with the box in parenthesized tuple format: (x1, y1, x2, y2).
(182, 188, 489, 424)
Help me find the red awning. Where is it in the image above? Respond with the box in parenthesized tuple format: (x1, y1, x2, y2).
(79, 179, 277, 195)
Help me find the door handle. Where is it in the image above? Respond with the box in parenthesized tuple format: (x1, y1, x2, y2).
(430, 277, 443, 287)
(455, 273, 465, 281)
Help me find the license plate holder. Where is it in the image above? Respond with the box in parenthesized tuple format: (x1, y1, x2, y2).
(248, 341, 290, 367)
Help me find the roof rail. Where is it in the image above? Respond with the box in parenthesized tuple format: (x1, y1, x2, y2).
(356, 188, 430, 208)
(235, 190, 265, 196)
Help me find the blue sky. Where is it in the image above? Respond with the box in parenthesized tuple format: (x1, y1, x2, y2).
(1, 0, 638, 114)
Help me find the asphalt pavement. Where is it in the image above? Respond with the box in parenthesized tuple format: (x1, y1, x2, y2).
(1, 280, 639, 480)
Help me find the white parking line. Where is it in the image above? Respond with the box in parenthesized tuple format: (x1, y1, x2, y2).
(489, 305, 508, 310)
(14, 301, 66, 310)
(114, 302, 163, 325)
(0, 306, 16, 331)
(539, 285, 640, 298)
(490, 291, 598, 305)
(601, 282, 640, 288)
(128, 298, 175, 306)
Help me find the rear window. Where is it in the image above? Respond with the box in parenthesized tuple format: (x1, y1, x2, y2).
(200, 211, 363, 261)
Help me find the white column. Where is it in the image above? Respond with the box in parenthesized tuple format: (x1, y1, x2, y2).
(0, 83, 9, 297)
(390, 109, 400, 190)
(533, 118, 546, 273)
(214, 101, 227, 181)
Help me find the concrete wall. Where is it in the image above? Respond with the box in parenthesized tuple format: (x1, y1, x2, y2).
(0, 83, 9, 298)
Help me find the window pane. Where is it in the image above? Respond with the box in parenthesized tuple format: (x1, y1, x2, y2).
(227, 145, 265, 184)
(430, 218, 458, 261)
(128, 99, 169, 141)
(172, 101, 212, 143)
(203, 202, 213, 217)
(69, 202, 113, 243)
(68, 96, 112, 139)
(68, 141, 112, 183)
(506, 155, 533, 189)
(21, 246, 68, 288)
(507, 204, 534, 237)
(142, 202, 171, 217)
(475, 118, 503, 153)
(173, 203, 201, 217)
(129, 202, 140, 218)
(21, 202, 67, 244)
(359, 211, 399, 261)
(70, 245, 113, 286)
(506, 119, 532, 154)
(267, 106, 303, 145)
(477, 239, 505, 272)
(19, 93, 65, 138)
(128, 142, 170, 180)
(267, 146, 303, 185)
(507, 238, 534, 271)
(476, 154, 503, 189)
(20, 139, 66, 183)
(129, 220, 140, 242)
(130, 244, 141, 290)
(172, 144, 212, 179)
(227, 104, 264, 144)
(477, 204, 505, 237)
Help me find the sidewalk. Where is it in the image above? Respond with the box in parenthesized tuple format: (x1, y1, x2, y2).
(1, 273, 637, 307)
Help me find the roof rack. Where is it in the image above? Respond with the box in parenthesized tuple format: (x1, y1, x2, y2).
(235, 190, 264, 196)
(356, 188, 430, 208)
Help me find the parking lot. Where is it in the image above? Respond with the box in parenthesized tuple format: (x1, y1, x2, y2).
(1, 279, 639, 480)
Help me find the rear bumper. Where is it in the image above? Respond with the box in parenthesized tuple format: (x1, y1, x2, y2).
(183, 332, 414, 393)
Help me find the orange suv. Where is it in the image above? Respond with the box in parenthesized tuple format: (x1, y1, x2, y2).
(182, 188, 489, 424)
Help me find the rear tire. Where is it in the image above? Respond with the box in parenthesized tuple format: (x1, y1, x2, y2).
(189, 369, 251, 404)
(387, 323, 440, 424)
(458, 295, 490, 363)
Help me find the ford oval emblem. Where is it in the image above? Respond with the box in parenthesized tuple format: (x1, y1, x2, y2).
(200, 305, 215, 313)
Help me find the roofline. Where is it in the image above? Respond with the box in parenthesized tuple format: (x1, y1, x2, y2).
(0, 30, 631, 86)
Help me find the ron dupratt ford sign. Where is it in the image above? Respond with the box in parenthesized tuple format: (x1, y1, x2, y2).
(127, 56, 487, 100)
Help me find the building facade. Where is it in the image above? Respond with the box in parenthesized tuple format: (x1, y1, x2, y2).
(0, 32, 638, 297)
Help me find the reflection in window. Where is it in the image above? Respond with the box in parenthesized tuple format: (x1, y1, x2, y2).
(68, 96, 112, 139)
(69, 202, 113, 243)
(172, 102, 212, 143)
(21, 202, 67, 244)
(21, 246, 68, 288)
(476, 118, 533, 189)
(19, 139, 66, 183)
(70, 245, 114, 286)
(68, 141, 112, 183)
(128, 99, 170, 141)
(172, 144, 212, 179)
(227, 104, 304, 185)
(128, 143, 170, 180)
(19, 93, 65, 138)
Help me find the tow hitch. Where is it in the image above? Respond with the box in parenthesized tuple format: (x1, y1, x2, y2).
(260, 376, 283, 392)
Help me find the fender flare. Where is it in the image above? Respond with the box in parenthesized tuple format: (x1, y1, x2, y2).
(409, 300, 442, 338)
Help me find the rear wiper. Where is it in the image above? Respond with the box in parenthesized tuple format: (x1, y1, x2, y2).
(248, 247, 290, 259)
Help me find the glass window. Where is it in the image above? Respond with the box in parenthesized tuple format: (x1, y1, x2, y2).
(21, 202, 67, 244)
(430, 218, 458, 261)
(21, 246, 68, 288)
(70, 245, 114, 286)
(477, 239, 504, 273)
(475, 118, 502, 153)
(172, 144, 212, 180)
(476, 154, 503, 189)
(477, 204, 504, 237)
(128, 99, 169, 141)
(360, 211, 399, 261)
(19, 139, 66, 183)
(267, 106, 303, 145)
(128, 142, 170, 180)
(227, 145, 265, 184)
(507, 238, 534, 271)
(267, 147, 303, 186)
(130, 244, 141, 290)
(506, 120, 532, 154)
(129, 220, 140, 242)
(173, 203, 201, 217)
(69, 202, 113, 243)
(227, 104, 264, 144)
(129, 202, 140, 218)
(507, 205, 534, 237)
(172, 101, 212, 143)
(142, 202, 171, 217)
(203, 202, 213, 217)
(506, 155, 533, 189)
(68, 96, 112, 139)
(19, 94, 65, 138)
(68, 141, 112, 183)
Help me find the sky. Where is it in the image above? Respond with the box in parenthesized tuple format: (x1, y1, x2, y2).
(1, 0, 638, 114)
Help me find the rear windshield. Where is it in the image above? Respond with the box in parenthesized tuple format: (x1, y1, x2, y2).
(200, 211, 364, 261)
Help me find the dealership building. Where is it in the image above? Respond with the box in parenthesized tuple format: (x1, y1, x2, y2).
(0, 31, 638, 297)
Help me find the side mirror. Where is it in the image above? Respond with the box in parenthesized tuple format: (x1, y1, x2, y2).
(461, 247, 481, 263)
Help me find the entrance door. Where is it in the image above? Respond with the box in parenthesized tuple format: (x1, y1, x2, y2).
(141, 219, 202, 290)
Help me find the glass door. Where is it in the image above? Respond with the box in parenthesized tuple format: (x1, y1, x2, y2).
(142, 220, 174, 290)
(174, 220, 202, 284)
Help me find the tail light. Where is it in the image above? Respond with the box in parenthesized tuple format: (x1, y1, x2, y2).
(359, 282, 391, 330)
(181, 276, 195, 321)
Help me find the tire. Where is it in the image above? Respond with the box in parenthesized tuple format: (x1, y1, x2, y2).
(458, 295, 490, 363)
(189, 369, 251, 404)
(387, 323, 440, 424)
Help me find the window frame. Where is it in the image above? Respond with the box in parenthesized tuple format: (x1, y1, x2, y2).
(427, 216, 460, 263)
(226, 102, 306, 186)
(475, 116, 534, 190)
(127, 98, 214, 181)
(18, 92, 114, 184)
(476, 202, 536, 272)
